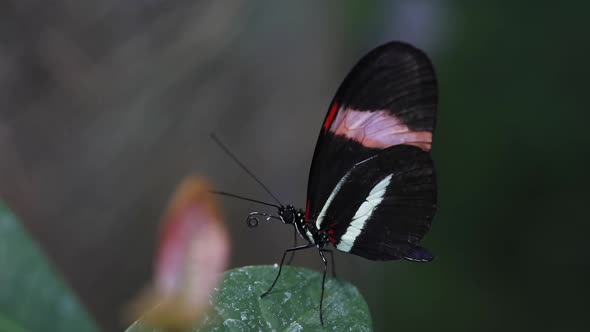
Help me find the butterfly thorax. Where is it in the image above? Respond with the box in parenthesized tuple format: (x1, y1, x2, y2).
(278, 205, 329, 247)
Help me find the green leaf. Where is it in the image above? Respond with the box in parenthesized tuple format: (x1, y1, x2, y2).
(0, 202, 99, 332)
(127, 265, 373, 332)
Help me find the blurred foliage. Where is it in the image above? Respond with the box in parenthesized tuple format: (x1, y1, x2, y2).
(126, 265, 371, 332)
(0, 203, 98, 332)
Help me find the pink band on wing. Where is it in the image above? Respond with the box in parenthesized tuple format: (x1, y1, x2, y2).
(329, 108, 432, 151)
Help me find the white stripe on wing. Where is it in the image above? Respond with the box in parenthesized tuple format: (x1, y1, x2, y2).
(336, 174, 393, 252)
(315, 171, 351, 230)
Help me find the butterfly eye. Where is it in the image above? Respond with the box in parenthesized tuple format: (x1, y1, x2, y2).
(282, 211, 294, 224)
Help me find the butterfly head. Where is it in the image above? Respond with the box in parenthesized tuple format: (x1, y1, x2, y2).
(278, 205, 298, 224)
(278, 205, 322, 245)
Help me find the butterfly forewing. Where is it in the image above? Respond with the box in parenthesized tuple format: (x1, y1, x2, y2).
(306, 41, 438, 261)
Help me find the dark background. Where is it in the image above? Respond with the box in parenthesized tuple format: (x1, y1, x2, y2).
(1, 1, 589, 331)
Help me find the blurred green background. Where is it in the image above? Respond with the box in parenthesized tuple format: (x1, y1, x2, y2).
(1, 1, 588, 331)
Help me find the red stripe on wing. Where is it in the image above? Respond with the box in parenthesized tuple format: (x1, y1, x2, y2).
(323, 103, 339, 133)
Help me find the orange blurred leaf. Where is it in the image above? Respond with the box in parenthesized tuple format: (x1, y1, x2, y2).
(127, 176, 230, 329)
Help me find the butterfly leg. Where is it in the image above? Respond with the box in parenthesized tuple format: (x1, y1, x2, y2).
(261, 243, 314, 298)
(320, 249, 337, 278)
(286, 228, 298, 265)
(318, 248, 328, 325)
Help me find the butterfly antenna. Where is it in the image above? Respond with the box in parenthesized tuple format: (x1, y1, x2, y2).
(210, 133, 284, 207)
(210, 190, 281, 209)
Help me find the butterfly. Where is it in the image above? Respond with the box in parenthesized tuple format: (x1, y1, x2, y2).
(214, 40, 438, 325)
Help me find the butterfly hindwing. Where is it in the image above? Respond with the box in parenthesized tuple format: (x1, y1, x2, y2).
(315, 145, 436, 261)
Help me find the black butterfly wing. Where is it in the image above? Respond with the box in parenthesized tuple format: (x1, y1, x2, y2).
(305, 41, 438, 261)
(316, 145, 436, 261)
